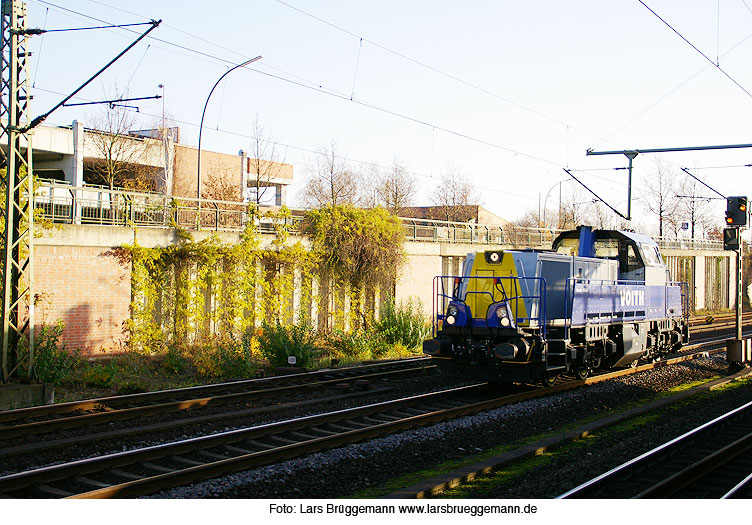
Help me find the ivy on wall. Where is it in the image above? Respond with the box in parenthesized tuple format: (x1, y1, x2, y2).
(119, 205, 406, 353)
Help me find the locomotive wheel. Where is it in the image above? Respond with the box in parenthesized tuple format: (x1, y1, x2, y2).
(574, 364, 589, 380)
(542, 371, 557, 387)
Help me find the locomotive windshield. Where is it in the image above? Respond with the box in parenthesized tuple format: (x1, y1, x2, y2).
(641, 243, 663, 266)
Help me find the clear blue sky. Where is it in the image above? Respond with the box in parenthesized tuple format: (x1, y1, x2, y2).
(23, 0, 752, 231)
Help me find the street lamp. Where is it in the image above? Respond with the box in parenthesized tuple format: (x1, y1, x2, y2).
(196, 56, 262, 203)
(158, 83, 169, 192)
(543, 178, 571, 229)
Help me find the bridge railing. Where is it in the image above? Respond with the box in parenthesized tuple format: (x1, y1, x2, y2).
(34, 181, 724, 251)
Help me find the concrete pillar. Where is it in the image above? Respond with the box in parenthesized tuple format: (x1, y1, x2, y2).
(239, 150, 247, 200)
(164, 135, 175, 195)
(694, 255, 705, 311)
(730, 252, 738, 310)
(72, 120, 85, 223)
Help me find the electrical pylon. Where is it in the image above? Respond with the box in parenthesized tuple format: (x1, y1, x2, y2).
(0, 0, 34, 382)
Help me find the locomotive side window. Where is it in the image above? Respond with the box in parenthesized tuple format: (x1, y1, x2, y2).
(555, 238, 579, 256)
(594, 238, 618, 258)
(619, 242, 643, 273)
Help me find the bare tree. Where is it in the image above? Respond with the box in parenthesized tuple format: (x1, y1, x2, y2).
(377, 157, 417, 215)
(201, 161, 242, 201)
(86, 104, 154, 190)
(642, 159, 679, 238)
(357, 162, 382, 209)
(247, 113, 285, 208)
(300, 140, 359, 207)
(675, 177, 714, 239)
(429, 162, 481, 222)
(554, 186, 591, 229)
(513, 208, 543, 229)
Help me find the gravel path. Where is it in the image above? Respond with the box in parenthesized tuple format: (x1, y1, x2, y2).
(151, 355, 746, 499)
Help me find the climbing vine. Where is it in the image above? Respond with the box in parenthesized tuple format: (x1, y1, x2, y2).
(304, 205, 405, 330)
(120, 204, 405, 357)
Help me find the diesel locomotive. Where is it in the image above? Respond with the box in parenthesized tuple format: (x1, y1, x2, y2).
(423, 226, 690, 383)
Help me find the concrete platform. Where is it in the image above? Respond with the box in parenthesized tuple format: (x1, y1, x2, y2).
(0, 382, 55, 411)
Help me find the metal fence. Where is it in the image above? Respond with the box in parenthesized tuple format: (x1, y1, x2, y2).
(35, 181, 725, 252)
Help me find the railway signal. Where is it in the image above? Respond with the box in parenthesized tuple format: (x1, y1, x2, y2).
(725, 196, 748, 226)
(723, 227, 740, 251)
(722, 196, 748, 368)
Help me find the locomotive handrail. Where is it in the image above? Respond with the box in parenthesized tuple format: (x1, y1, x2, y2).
(564, 277, 687, 338)
(431, 275, 546, 338)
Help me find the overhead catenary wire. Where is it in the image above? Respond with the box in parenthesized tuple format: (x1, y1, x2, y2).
(593, 22, 752, 150)
(29, 0, 567, 171)
(33, 84, 559, 203)
(27, 0, 726, 220)
(679, 167, 725, 199)
(39, 0, 618, 150)
(638, 0, 752, 100)
(564, 168, 629, 220)
(31, 6, 49, 88)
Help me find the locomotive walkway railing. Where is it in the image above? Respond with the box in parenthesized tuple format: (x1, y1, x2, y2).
(34, 181, 724, 252)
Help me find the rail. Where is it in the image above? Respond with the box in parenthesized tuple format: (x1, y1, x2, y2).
(34, 181, 725, 251)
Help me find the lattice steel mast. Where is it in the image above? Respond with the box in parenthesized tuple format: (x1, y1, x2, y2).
(0, 0, 34, 382)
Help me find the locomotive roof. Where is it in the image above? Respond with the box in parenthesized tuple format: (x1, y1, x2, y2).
(552, 228, 658, 248)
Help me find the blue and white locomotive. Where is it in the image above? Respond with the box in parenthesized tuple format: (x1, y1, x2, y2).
(423, 226, 689, 383)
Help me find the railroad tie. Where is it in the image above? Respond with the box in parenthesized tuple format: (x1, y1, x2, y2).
(195, 450, 230, 460)
(222, 444, 254, 455)
(108, 469, 142, 481)
(170, 455, 205, 467)
(243, 439, 277, 450)
(142, 461, 176, 473)
(72, 476, 111, 490)
(35, 484, 73, 497)
(287, 431, 320, 441)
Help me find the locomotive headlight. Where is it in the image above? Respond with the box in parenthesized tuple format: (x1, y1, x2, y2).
(495, 304, 511, 327)
(495, 305, 508, 319)
(447, 305, 458, 317)
(446, 315, 456, 325)
(489, 252, 501, 263)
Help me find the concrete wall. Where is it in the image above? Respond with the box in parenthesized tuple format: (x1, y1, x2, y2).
(173, 144, 243, 199)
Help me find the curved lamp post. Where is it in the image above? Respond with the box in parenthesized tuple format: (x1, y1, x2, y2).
(197, 56, 262, 205)
(542, 178, 571, 229)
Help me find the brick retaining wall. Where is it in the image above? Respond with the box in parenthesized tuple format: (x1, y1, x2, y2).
(34, 245, 131, 356)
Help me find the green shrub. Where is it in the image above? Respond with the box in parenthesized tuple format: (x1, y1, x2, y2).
(34, 320, 78, 383)
(372, 299, 430, 350)
(328, 329, 389, 359)
(78, 362, 116, 388)
(161, 344, 189, 374)
(258, 321, 316, 368)
(215, 336, 259, 378)
(115, 379, 147, 395)
(189, 336, 261, 378)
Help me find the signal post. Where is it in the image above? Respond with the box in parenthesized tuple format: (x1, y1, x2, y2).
(724, 196, 751, 368)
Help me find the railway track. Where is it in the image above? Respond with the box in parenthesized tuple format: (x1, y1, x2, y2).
(689, 311, 751, 327)
(0, 345, 728, 498)
(0, 357, 434, 441)
(559, 399, 752, 499)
